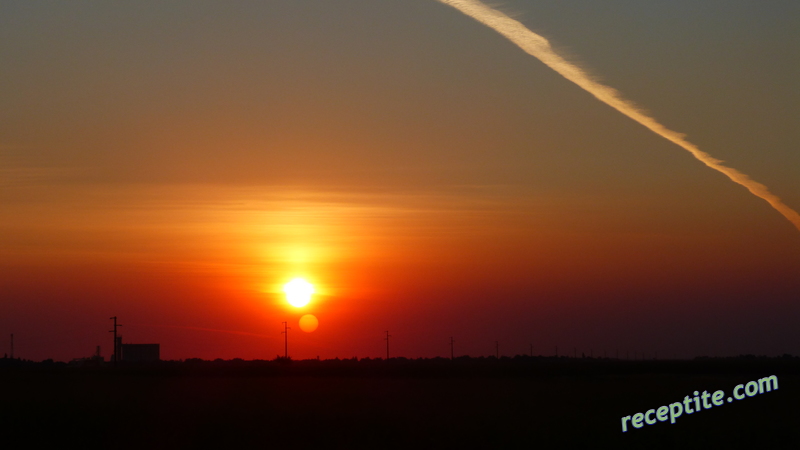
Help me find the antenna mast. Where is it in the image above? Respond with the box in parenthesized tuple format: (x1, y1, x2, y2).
(449, 337, 454, 360)
(385, 331, 391, 359)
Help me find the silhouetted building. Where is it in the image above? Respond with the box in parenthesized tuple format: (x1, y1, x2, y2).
(121, 344, 160, 362)
(69, 346, 105, 367)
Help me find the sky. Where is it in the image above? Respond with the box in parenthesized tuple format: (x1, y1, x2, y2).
(1, 0, 799, 362)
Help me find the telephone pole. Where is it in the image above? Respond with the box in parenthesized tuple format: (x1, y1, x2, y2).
(449, 337, 454, 360)
(281, 321, 290, 359)
(109, 317, 121, 366)
(10, 334, 13, 359)
(385, 331, 391, 359)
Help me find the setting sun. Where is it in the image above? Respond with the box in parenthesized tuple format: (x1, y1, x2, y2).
(283, 278, 314, 307)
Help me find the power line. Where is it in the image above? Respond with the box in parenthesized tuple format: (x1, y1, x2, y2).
(281, 321, 290, 359)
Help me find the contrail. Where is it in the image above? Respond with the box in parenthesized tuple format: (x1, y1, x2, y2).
(436, 0, 800, 232)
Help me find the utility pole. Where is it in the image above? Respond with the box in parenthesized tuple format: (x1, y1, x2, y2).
(449, 337, 454, 360)
(109, 317, 121, 366)
(10, 334, 13, 359)
(384, 331, 391, 359)
(281, 322, 290, 359)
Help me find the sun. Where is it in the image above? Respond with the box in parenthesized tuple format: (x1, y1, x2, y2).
(283, 278, 314, 307)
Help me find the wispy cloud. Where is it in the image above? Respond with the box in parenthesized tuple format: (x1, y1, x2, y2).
(133, 324, 277, 340)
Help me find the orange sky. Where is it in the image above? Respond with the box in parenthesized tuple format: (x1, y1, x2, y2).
(1, 0, 799, 361)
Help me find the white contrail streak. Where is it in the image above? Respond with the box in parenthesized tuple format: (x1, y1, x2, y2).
(437, 0, 800, 232)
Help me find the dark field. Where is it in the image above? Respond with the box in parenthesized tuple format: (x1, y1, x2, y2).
(2, 357, 798, 449)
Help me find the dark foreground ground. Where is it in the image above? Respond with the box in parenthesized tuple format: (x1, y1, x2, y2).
(1, 356, 798, 449)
